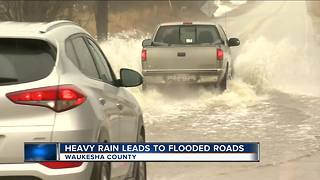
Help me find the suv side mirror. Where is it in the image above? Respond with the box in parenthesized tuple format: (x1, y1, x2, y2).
(228, 38, 240, 47)
(118, 68, 143, 87)
(142, 39, 153, 47)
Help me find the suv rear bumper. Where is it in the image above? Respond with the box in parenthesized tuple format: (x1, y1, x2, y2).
(142, 68, 225, 85)
(0, 163, 91, 180)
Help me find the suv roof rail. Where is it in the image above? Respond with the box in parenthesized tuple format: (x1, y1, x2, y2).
(39, 20, 75, 33)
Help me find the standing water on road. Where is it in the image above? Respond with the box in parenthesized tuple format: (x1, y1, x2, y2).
(100, 1, 320, 179)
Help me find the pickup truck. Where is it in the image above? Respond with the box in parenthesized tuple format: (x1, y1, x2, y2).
(141, 22, 240, 91)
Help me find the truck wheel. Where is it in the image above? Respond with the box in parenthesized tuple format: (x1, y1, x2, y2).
(219, 66, 228, 92)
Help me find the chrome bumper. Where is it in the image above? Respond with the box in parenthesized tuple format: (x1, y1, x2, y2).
(142, 69, 224, 84)
(142, 68, 224, 74)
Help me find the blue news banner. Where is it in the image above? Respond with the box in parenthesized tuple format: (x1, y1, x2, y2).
(25, 143, 260, 162)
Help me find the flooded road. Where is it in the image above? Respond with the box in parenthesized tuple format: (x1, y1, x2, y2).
(101, 1, 320, 179)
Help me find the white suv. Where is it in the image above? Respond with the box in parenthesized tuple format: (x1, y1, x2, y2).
(0, 20, 146, 180)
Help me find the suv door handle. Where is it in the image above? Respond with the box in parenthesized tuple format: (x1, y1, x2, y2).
(98, 98, 106, 105)
(116, 103, 123, 110)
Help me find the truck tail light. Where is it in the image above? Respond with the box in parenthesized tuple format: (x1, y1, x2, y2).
(40, 162, 83, 169)
(141, 48, 147, 61)
(6, 85, 86, 112)
(217, 48, 224, 61)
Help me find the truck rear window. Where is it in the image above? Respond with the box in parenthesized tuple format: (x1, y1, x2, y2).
(0, 38, 56, 86)
(154, 25, 222, 45)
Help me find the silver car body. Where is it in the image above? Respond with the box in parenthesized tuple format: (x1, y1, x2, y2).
(0, 21, 144, 180)
(142, 22, 238, 86)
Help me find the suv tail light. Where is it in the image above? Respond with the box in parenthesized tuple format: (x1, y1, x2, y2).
(141, 48, 147, 61)
(6, 85, 86, 112)
(217, 48, 224, 61)
(40, 162, 83, 169)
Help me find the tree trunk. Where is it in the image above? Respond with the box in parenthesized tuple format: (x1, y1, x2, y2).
(95, 0, 108, 42)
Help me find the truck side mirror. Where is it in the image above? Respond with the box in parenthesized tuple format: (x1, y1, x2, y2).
(228, 38, 240, 47)
(142, 39, 153, 47)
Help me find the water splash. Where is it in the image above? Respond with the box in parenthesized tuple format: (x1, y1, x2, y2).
(99, 32, 263, 125)
(234, 36, 320, 96)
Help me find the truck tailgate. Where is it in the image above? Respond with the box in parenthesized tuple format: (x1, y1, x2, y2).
(144, 46, 222, 70)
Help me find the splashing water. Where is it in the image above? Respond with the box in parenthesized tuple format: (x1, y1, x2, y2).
(234, 36, 320, 96)
(99, 34, 145, 76)
(99, 33, 263, 125)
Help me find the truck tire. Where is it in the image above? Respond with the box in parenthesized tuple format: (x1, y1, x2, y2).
(142, 83, 148, 91)
(219, 65, 228, 92)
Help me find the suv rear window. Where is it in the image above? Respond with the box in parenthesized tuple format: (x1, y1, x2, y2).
(154, 25, 222, 45)
(0, 38, 56, 86)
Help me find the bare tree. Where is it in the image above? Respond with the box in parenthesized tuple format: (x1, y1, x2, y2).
(95, 0, 108, 41)
(0, 0, 109, 40)
(0, 0, 73, 22)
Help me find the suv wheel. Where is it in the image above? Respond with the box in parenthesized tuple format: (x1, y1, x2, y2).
(100, 162, 111, 180)
(135, 132, 147, 180)
(91, 156, 111, 180)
